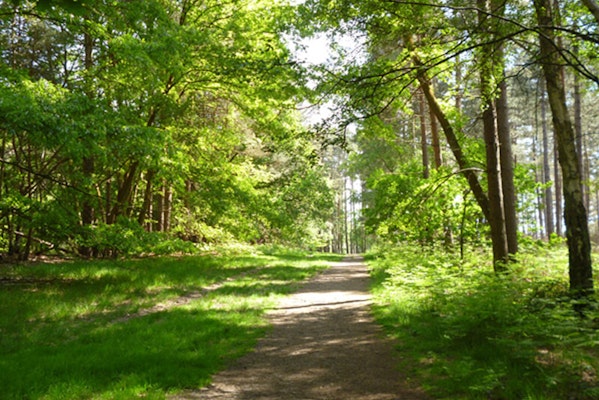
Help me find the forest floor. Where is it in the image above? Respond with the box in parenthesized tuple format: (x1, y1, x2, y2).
(170, 256, 430, 400)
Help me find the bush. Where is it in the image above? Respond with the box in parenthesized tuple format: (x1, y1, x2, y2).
(368, 244, 599, 399)
(77, 218, 199, 258)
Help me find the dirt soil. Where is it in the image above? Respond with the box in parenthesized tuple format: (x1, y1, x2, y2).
(171, 256, 429, 400)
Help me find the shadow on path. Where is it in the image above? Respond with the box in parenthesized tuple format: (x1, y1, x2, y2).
(172, 256, 428, 400)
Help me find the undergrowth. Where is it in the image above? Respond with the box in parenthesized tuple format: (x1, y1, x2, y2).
(0, 248, 339, 399)
(367, 242, 599, 399)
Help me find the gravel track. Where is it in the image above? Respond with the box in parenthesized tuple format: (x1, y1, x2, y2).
(171, 256, 429, 400)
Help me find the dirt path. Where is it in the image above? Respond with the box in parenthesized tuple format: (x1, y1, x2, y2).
(171, 256, 428, 400)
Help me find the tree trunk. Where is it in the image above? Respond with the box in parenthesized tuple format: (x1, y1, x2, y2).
(344, 177, 350, 254)
(108, 161, 139, 224)
(573, 63, 590, 212)
(163, 184, 172, 232)
(534, 0, 593, 294)
(497, 78, 518, 255)
(79, 28, 95, 257)
(482, 98, 509, 269)
(554, 135, 563, 236)
(428, 82, 442, 169)
(138, 169, 156, 226)
(541, 85, 555, 237)
(419, 88, 430, 179)
(414, 66, 490, 221)
(477, 2, 508, 268)
(79, 156, 95, 256)
(153, 182, 164, 232)
(455, 55, 462, 112)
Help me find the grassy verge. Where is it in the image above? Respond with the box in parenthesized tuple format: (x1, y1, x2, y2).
(0, 248, 341, 399)
(367, 242, 599, 399)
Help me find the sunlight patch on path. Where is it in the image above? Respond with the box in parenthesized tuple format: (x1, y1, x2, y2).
(171, 257, 429, 400)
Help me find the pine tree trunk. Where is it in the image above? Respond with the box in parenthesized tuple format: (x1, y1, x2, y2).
(483, 99, 508, 269)
(428, 82, 442, 169)
(535, 0, 593, 294)
(497, 78, 518, 255)
(541, 85, 555, 237)
(419, 88, 430, 179)
(79, 29, 95, 257)
(554, 137, 563, 236)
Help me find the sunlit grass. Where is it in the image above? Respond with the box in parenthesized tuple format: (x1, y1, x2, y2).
(368, 241, 599, 399)
(0, 249, 339, 399)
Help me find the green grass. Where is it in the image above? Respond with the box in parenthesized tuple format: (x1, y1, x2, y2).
(0, 249, 340, 399)
(367, 242, 599, 399)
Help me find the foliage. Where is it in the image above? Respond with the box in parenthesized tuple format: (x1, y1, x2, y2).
(0, 0, 335, 259)
(363, 162, 483, 246)
(76, 217, 199, 257)
(368, 243, 599, 399)
(0, 249, 336, 399)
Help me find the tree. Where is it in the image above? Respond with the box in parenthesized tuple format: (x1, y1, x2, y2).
(0, 0, 335, 258)
(534, 0, 593, 294)
(477, 0, 509, 268)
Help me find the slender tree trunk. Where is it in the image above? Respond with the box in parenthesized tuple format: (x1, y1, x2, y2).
(455, 55, 462, 112)
(153, 182, 164, 232)
(344, 177, 350, 254)
(108, 161, 139, 224)
(574, 65, 587, 210)
(419, 89, 430, 179)
(163, 184, 172, 232)
(584, 141, 591, 212)
(554, 137, 563, 236)
(482, 98, 508, 269)
(104, 179, 110, 223)
(497, 78, 518, 255)
(541, 86, 555, 237)
(534, 0, 593, 294)
(477, 22, 509, 268)
(573, 61, 590, 212)
(428, 83, 442, 169)
(138, 170, 156, 226)
(79, 29, 95, 257)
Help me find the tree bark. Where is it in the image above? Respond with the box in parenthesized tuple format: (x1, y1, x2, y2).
(573, 62, 590, 212)
(478, 0, 509, 269)
(79, 28, 96, 257)
(482, 97, 509, 269)
(541, 85, 555, 237)
(163, 184, 172, 232)
(428, 83, 442, 169)
(455, 55, 463, 112)
(419, 88, 430, 179)
(413, 60, 490, 221)
(138, 169, 156, 226)
(497, 78, 518, 255)
(108, 161, 139, 224)
(153, 182, 164, 232)
(534, 0, 593, 294)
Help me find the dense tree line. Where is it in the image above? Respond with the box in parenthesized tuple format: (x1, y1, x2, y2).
(294, 0, 599, 293)
(3, 0, 599, 297)
(0, 0, 335, 260)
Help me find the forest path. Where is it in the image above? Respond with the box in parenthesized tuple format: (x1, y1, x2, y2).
(171, 256, 429, 400)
